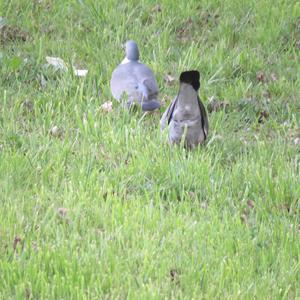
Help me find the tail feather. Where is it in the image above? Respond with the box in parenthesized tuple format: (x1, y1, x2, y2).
(137, 82, 149, 101)
(137, 81, 160, 111)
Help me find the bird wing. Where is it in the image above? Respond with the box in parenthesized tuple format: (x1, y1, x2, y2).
(160, 96, 178, 130)
(197, 96, 209, 139)
(132, 63, 158, 96)
(111, 62, 158, 101)
(110, 64, 139, 100)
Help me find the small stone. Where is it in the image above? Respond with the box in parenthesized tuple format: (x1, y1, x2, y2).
(50, 126, 61, 137)
(294, 137, 300, 145)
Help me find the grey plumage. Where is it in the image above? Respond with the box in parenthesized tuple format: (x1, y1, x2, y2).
(110, 40, 160, 111)
(160, 70, 208, 149)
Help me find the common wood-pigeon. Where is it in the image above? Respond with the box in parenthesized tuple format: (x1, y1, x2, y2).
(110, 40, 160, 111)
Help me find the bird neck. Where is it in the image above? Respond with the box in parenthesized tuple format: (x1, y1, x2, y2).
(177, 83, 198, 109)
(121, 57, 139, 65)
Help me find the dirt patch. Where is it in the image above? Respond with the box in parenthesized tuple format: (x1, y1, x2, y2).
(0, 24, 29, 45)
(176, 11, 220, 42)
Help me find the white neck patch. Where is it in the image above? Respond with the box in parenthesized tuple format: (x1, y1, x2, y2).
(121, 57, 139, 65)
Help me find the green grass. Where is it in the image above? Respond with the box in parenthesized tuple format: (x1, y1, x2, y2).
(1, 0, 300, 298)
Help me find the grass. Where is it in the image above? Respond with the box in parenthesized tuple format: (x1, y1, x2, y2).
(0, 0, 300, 298)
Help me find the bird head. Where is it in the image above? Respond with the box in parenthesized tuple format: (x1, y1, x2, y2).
(125, 40, 139, 61)
(179, 70, 200, 91)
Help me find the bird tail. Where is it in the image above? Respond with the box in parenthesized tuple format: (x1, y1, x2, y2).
(137, 82, 149, 102)
(137, 80, 160, 111)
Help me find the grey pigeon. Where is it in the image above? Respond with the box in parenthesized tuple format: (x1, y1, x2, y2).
(160, 70, 209, 149)
(110, 40, 160, 111)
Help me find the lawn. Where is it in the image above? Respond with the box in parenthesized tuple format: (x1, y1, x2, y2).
(0, 0, 299, 298)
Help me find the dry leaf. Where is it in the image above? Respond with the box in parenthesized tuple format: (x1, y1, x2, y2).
(294, 137, 300, 145)
(39, 74, 47, 88)
(278, 203, 291, 213)
(46, 56, 68, 71)
(256, 71, 266, 83)
(258, 111, 269, 123)
(160, 94, 172, 106)
(0, 21, 29, 43)
(57, 207, 68, 217)
(262, 90, 271, 100)
(22, 99, 34, 112)
(176, 17, 193, 42)
(270, 73, 278, 82)
(0, 17, 7, 29)
(46, 57, 88, 76)
(247, 200, 255, 209)
(188, 191, 196, 200)
(207, 96, 229, 113)
(170, 269, 180, 284)
(32, 241, 38, 252)
(200, 201, 208, 210)
(57, 207, 72, 224)
(13, 236, 22, 251)
(151, 4, 162, 13)
(73, 68, 88, 77)
(164, 73, 176, 85)
(240, 213, 248, 224)
(99, 144, 106, 154)
(100, 101, 113, 112)
(25, 288, 31, 300)
(96, 144, 110, 161)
